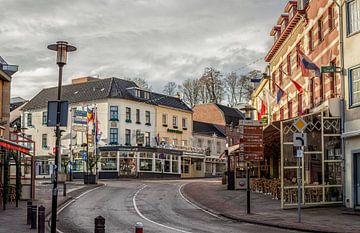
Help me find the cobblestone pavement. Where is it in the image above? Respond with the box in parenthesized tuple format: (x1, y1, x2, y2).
(182, 180, 360, 233)
(0, 180, 96, 233)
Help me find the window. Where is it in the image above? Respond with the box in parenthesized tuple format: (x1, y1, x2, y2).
(198, 138, 203, 148)
(145, 111, 150, 125)
(318, 17, 324, 43)
(126, 107, 131, 122)
(182, 140, 188, 146)
(350, 66, 360, 107)
(272, 72, 276, 93)
(196, 162, 202, 171)
(287, 53, 292, 75)
(173, 116, 178, 128)
(110, 106, 118, 120)
(173, 138, 178, 145)
(136, 109, 140, 123)
(308, 29, 314, 52)
(280, 107, 284, 120)
(162, 114, 167, 126)
(298, 93, 303, 115)
(42, 134, 47, 148)
(42, 112, 47, 125)
(329, 59, 337, 97)
(310, 78, 315, 106)
(329, 5, 335, 31)
(279, 64, 283, 85)
(125, 129, 131, 145)
(182, 117, 187, 129)
(347, 0, 360, 35)
(109, 128, 118, 145)
(101, 158, 117, 171)
(145, 132, 150, 147)
(216, 141, 221, 154)
(27, 113, 32, 127)
(288, 101, 293, 119)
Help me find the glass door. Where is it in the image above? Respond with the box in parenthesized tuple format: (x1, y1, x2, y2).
(356, 154, 360, 206)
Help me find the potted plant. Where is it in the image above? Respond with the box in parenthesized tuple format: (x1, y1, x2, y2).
(84, 153, 100, 184)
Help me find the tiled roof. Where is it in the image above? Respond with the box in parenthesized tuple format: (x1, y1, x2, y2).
(193, 121, 226, 138)
(215, 104, 244, 125)
(22, 77, 191, 112)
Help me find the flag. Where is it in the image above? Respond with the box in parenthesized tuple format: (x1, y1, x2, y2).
(93, 107, 102, 143)
(290, 79, 303, 94)
(257, 99, 266, 121)
(87, 107, 94, 123)
(274, 82, 286, 104)
(297, 47, 321, 77)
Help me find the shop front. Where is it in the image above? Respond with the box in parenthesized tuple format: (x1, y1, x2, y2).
(280, 111, 342, 208)
(181, 152, 205, 178)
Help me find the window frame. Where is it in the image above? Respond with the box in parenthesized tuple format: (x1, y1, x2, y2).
(41, 134, 47, 148)
(349, 65, 360, 108)
(42, 111, 47, 125)
(145, 111, 151, 125)
(125, 107, 131, 122)
(162, 114, 168, 126)
(318, 17, 324, 43)
(110, 106, 119, 121)
(347, 0, 360, 36)
(125, 129, 131, 145)
(136, 109, 141, 124)
(182, 117, 187, 129)
(172, 116, 178, 128)
(27, 113, 32, 127)
(109, 128, 118, 145)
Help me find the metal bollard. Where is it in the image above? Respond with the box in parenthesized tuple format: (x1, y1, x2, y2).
(27, 201, 32, 225)
(30, 205, 37, 229)
(135, 222, 143, 233)
(63, 182, 67, 197)
(38, 205, 45, 233)
(94, 216, 105, 233)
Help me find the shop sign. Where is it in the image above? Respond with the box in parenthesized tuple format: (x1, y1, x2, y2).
(72, 125, 87, 132)
(167, 129, 183, 134)
(74, 110, 87, 117)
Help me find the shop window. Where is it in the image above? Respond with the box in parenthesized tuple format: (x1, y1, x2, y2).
(140, 158, 152, 171)
(42, 111, 47, 125)
(347, 0, 360, 35)
(101, 158, 117, 171)
(145, 111, 151, 125)
(136, 109, 140, 124)
(125, 129, 131, 145)
(196, 162, 202, 171)
(125, 107, 131, 122)
(110, 106, 118, 121)
(162, 114, 167, 126)
(42, 134, 48, 148)
(164, 160, 170, 172)
(172, 159, 179, 173)
(155, 159, 162, 172)
(109, 128, 118, 145)
(183, 159, 190, 173)
(349, 66, 360, 107)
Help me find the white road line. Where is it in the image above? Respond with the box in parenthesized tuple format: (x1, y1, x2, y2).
(55, 184, 105, 233)
(132, 184, 192, 233)
(178, 183, 223, 220)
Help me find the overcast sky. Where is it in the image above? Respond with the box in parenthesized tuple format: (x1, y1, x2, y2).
(1, 0, 288, 99)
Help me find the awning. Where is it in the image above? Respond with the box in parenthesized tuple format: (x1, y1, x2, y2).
(0, 137, 30, 154)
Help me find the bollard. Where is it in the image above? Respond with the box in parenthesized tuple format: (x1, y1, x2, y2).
(135, 222, 143, 233)
(27, 201, 32, 225)
(63, 182, 67, 197)
(38, 205, 45, 233)
(94, 216, 105, 233)
(30, 205, 37, 229)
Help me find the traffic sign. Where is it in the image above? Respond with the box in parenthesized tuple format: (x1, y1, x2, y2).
(293, 133, 307, 147)
(293, 118, 307, 132)
(296, 149, 304, 158)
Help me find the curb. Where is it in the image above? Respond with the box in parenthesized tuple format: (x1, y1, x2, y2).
(45, 183, 104, 231)
(180, 183, 339, 233)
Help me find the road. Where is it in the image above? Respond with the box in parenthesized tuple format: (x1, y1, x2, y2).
(58, 179, 299, 233)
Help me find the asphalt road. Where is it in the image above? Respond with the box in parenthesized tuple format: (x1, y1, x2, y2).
(58, 179, 299, 233)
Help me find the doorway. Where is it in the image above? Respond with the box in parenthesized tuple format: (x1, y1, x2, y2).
(355, 153, 360, 206)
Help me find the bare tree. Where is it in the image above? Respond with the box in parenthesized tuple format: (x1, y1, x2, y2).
(200, 67, 224, 103)
(238, 70, 262, 103)
(132, 77, 150, 90)
(224, 72, 239, 107)
(180, 78, 201, 107)
(163, 82, 177, 96)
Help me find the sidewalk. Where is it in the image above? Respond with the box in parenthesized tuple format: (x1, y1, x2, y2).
(0, 180, 101, 233)
(182, 180, 360, 233)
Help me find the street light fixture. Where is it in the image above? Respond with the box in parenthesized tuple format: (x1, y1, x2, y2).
(47, 41, 76, 233)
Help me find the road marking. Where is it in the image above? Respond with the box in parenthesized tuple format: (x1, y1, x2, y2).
(55, 184, 105, 233)
(132, 184, 192, 233)
(178, 183, 223, 220)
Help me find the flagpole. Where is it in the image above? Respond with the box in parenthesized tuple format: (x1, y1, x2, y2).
(95, 104, 98, 180)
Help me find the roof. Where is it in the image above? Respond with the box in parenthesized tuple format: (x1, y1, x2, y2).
(10, 97, 27, 104)
(193, 121, 226, 138)
(22, 77, 191, 112)
(215, 104, 245, 125)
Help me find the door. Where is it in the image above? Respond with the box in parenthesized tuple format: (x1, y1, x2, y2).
(356, 154, 360, 206)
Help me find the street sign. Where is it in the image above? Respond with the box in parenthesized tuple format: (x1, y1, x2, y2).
(238, 120, 264, 161)
(321, 66, 336, 73)
(73, 110, 87, 117)
(72, 125, 87, 132)
(293, 117, 307, 132)
(293, 133, 307, 147)
(296, 149, 304, 158)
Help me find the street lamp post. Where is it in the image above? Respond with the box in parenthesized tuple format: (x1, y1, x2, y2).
(47, 41, 76, 233)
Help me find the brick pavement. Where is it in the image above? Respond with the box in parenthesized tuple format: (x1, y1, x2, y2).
(182, 180, 360, 233)
(0, 180, 101, 233)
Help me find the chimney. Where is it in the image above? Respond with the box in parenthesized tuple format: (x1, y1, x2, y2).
(71, 76, 99, 84)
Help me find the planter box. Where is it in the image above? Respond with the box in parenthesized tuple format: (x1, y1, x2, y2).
(84, 174, 97, 184)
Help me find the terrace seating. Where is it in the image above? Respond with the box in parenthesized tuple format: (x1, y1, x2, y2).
(250, 178, 281, 200)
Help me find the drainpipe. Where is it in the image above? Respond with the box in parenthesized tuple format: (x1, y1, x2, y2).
(334, 0, 346, 207)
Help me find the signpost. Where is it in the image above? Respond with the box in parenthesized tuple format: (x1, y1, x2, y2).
(292, 117, 307, 223)
(321, 66, 341, 74)
(238, 120, 263, 214)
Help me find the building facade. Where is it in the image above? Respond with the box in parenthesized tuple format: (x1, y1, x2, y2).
(342, 0, 360, 208)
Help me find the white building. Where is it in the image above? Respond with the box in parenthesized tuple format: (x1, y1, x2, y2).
(21, 77, 191, 179)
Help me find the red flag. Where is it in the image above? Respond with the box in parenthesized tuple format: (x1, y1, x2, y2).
(257, 100, 266, 120)
(290, 79, 303, 94)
